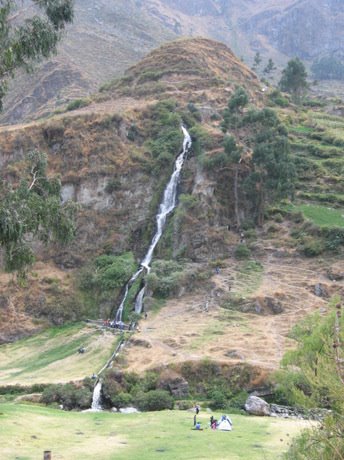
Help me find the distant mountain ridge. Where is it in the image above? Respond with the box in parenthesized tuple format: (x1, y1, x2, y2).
(1, 0, 342, 124)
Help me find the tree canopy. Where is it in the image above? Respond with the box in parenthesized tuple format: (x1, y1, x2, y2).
(279, 58, 308, 103)
(0, 0, 74, 109)
(0, 150, 77, 279)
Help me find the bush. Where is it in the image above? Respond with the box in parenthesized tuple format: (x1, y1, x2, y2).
(111, 392, 133, 409)
(41, 383, 92, 410)
(209, 389, 227, 409)
(301, 237, 325, 257)
(66, 98, 91, 111)
(234, 244, 251, 259)
(135, 390, 174, 411)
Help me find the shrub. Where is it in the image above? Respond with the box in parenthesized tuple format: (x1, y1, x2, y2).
(209, 389, 227, 409)
(135, 390, 174, 411)
(66, 98, 91, 111)
(301, 237, 325, 257)
(111, 392, 133, 409)
(234, 244, 251, 259)
(41, 383, 92, 410)
(105, 178, 121, 194)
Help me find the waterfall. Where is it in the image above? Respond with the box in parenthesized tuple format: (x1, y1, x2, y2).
(91, 381, 102, 411)
(113, 126, 192, 324)
(141, 126, 192, 270)
(134, 285, 146, 314)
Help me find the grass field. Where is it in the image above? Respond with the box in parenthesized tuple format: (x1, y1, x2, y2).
(0, 403, 313, 460)
(292, 204, 344, 228)
(0, 324, 119, 385)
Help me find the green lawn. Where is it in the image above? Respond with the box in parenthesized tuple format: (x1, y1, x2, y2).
(0, 403, 312, 460)
(291, 204, 344, 228)
(0, 324, 119, 385)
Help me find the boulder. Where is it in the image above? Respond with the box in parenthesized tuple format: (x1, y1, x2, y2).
(327, 268, 344, 281)
(314, 283, 328, 298)
(245, 395, 270, 416)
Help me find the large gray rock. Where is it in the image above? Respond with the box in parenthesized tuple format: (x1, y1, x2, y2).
(245, 395, 270, 416)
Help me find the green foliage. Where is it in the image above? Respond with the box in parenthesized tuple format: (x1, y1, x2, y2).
(278, 303, 344, 460)
(144, 100, 183, 175)
(66, 98, 91, 111)
(41, 383, 92, 410)
(80, 252, 136, 294)
(208, 389, 227, 409)
(0, 150, 77, 278)
(221, 87, 249, 131)
(0, 0, 74, 110)
(263, 58, 276, 76)
(279, 58, 308, 103)
(135, 390, 174, 411)
(301, 236, 325, 257)
(242, 109, 295, 224)
(275, 302, 344, 411)
(269, 89, 289, 107)
(234, 244, 251, 259)
(105, 178, 121, 194)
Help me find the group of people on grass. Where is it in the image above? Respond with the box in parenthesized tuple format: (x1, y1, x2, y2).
(192, 405, 233, 431)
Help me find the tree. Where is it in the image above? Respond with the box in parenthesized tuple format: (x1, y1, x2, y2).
(243, 109, 295, 225)
(252, 51, 262, 70)
(279, 58, 308, 103)
(0, 150, 77, 279)
(263, 58, 276, 76)
(275, 300, 344, 460)
(0, 0, 74, 109)
(221, 86, 249, 131)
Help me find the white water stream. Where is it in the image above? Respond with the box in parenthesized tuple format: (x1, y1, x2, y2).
(90, 381, 102, 411)
(114, 126, 191, 322)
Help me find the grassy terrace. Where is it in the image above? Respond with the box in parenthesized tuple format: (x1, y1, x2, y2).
(0, 403, 312, 460)
(288, 203, 344, 228)
(0, 324, 119, 385)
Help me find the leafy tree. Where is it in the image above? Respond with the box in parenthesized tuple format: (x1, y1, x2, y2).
(221, 87, 249, 131)
(243, 109, 295, 225)
(263, 58, 276, 76)
(0, 150, 77, 279)
(279, 58, 308, 103)
(252, 51, 262, 70)
(0, 0, 74, 109)
(276, 300, 344, 460)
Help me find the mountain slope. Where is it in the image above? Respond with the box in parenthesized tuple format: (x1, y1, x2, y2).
(0, 38, 343, 384)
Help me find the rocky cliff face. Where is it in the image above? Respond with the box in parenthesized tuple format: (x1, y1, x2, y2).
(243, 0, 344, 60)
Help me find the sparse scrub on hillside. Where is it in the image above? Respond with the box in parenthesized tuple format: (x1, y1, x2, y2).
(146, 259, 207, 299)
(66, 98, 91, 111)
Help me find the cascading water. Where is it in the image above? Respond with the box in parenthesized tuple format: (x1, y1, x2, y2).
(88, 127, 191, 411)
(114, 126, 192, 324)
(91, 381, 102, 411)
